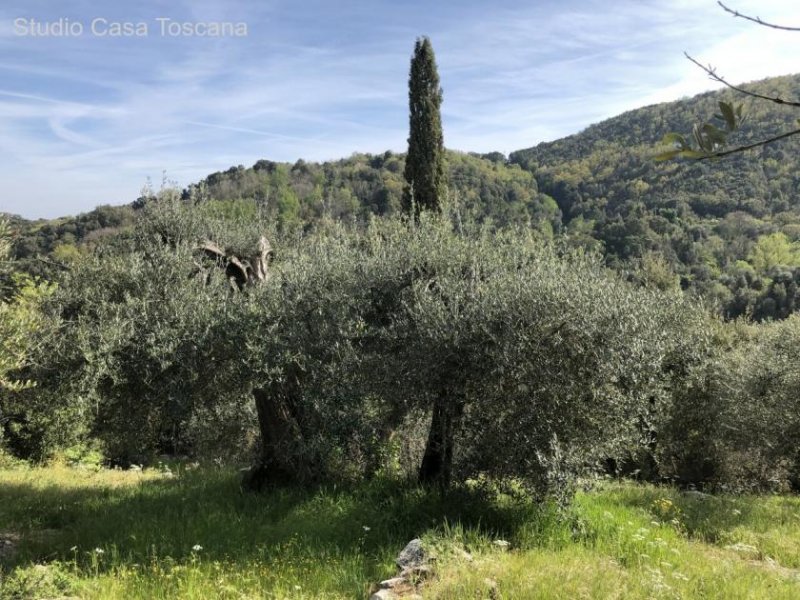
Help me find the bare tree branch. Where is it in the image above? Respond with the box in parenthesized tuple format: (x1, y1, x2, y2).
(657, 4, 800, 162)
(699, 127, 800, 159)
(33, 255, 71, 271)
(685, 53, 800, 108)
(718, 2, 800, 32)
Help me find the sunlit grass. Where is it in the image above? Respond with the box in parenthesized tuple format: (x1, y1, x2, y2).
(425, 483, 800, 599)
(1, 466, 799, 599)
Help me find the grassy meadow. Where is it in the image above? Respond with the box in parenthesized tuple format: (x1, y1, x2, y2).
(1, 463, 799, 599)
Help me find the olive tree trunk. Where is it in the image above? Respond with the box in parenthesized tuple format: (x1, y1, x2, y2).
(243, 383, 305, 491)
(418, 390, 463, 489)
(195, 236, 313, 492)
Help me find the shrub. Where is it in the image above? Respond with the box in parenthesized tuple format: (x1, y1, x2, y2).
(0, 563, 77, 600)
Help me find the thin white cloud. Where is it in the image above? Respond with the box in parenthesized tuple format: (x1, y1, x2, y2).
(1, 0, 799, 218)
(439, 0, 800, 154)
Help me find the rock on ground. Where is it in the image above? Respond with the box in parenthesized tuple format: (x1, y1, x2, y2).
(380, 576, 408, 589)
(396, 538, 426, 570)
(0, 534, 18, 562)
(369, 589, 399, 600)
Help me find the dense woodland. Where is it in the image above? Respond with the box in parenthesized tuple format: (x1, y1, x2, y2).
(3, 73, 800, 497)
(511, 73, 800, 320)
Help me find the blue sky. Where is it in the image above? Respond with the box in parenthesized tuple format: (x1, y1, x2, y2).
(1, 0, 799, 218)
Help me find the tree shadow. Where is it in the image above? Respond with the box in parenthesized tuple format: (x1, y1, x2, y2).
(0, 468, 537, 589)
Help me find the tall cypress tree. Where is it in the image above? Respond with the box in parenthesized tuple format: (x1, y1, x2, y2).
(403, 36, 446, 215)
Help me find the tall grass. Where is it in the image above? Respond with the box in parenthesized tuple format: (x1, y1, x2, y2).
(1, 465, 799, 598)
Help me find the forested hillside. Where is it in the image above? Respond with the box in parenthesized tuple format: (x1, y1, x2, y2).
(511, 73, 800, 319)
(4, 152, 557, 281)
(7, 74, 800, 319)
(189, 150, 559, 231)
(2, 206, 136, 283)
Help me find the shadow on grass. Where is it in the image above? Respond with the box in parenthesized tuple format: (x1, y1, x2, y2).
(0, 468, 538, 574)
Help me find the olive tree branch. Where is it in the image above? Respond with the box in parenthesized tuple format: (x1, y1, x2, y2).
(718, 1, 800, 32)
(699, 127, 800, 159)
(685, 53, 800, 107)
(655, 4, 800, 161)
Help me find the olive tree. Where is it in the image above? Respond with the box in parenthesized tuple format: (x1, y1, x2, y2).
(1, 219, 57, 455)
(28, 201, 392, 477)
(718, 315, 800, 490)
(358, 212, 710, 493)
(0, 220, 55, 391)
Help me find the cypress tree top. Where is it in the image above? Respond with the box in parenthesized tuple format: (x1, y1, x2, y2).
(403, 36, 446, 215)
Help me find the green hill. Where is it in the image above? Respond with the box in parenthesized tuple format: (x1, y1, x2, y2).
(189, 150, 559, 231)
(8, 73, 800, 319)
(510, 73, 800, 319)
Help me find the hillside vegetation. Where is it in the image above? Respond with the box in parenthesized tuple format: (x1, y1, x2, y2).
(7, 74, 800, 320)
(511, 73, 800, 319)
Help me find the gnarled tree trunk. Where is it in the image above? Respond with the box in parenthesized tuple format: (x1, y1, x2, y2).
(418, 390, 463, 489)
(243, 381, 306, 491)
(195, 236, 273, 290)
(195, 236, 312, 491)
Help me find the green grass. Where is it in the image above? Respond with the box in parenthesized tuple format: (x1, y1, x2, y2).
(427, 486, 800, 599)
(1, 465, 799, 599)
